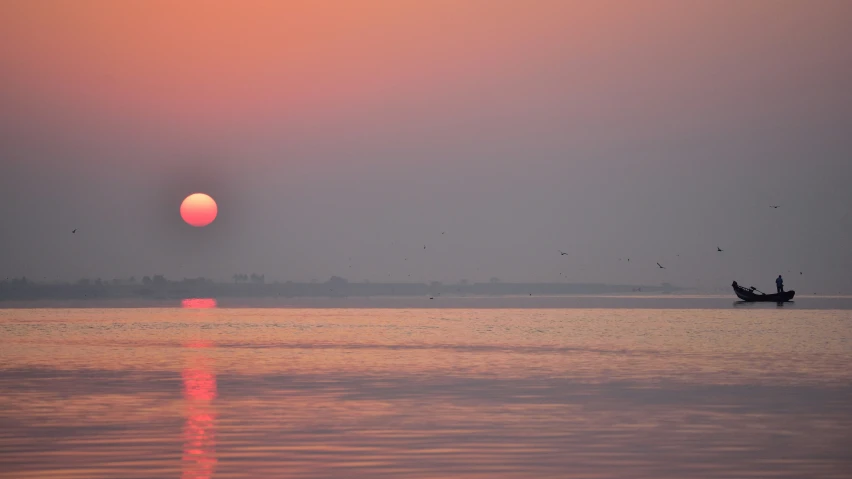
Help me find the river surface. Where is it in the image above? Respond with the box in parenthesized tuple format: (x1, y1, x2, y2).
(1, 301, 851, 478)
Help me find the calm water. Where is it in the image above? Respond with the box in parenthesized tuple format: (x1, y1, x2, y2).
(1, 303, 851, 478)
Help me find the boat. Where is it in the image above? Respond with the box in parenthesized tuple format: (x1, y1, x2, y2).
(732, 281, 795, 302)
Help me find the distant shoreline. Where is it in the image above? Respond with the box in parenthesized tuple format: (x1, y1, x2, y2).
(0, 278, 676, 302)
(2, 294, 851, 310)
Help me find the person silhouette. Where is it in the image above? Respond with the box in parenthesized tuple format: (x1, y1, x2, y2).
(776, 275, 784, 294)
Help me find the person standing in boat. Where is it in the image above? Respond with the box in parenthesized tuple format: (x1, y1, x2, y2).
(776, 275, 784, 293)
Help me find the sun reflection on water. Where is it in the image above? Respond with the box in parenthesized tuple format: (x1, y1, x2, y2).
(182, 328, 217, 478)
(182, 298, 218, 309)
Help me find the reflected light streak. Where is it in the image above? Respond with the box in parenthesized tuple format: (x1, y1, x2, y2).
(182, 298, 218, 309)
(182, 341, 217, 479)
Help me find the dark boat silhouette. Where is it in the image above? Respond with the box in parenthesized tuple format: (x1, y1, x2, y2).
(732, 281, 795, 302)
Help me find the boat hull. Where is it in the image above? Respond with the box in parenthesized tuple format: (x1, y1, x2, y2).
(733, 285, 795, 302)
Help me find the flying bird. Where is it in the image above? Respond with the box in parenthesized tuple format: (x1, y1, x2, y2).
(770, 205, 780, 208)
(71, 229, 76, 234)
(559, 251, 568, 255)
(657, 262, 666, 269)
(717, 247, 723, 252)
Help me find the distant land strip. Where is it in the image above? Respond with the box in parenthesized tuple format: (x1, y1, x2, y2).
(0, 276, 677, 301)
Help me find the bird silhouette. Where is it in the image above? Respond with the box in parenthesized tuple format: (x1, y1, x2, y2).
(424, 245, 426, 249)
(71, 229, 76, 234)
(770, 205, 780, 208)
(657, 262, 666, 269)
(717, 247, 723, 252)
(559, 251, 568, 255)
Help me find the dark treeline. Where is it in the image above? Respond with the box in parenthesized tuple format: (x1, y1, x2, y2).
(0, 275, 676, 301)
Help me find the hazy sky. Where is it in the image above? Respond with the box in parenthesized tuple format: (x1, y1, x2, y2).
(1, 0, 851, 292)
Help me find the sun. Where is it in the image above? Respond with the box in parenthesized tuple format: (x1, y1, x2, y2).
(180, 193, 218, 227)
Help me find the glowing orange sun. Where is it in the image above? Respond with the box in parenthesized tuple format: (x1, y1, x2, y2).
(180, 193, 218, 227)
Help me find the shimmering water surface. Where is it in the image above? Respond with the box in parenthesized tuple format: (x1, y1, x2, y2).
(1, 302, 851, 478)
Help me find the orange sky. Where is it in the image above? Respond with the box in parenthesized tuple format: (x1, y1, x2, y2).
(6, 0, 848, 141)
(2, 1, 570, 133)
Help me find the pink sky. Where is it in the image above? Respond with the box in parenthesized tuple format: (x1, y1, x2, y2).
(3, 1, 848, 144)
